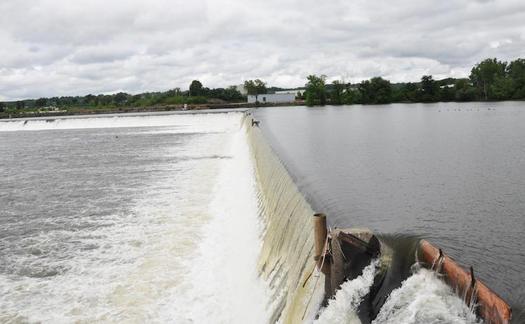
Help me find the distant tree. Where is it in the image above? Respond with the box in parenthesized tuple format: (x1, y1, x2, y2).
(165, 88, 182, 97)
(399, 82, 418, 102)
(342, 87, 360, 104)
(244, 79, 267, 103)
(16, 101, 25, 109)
(97, 94, 112, 106)
(358, 77, 392, 104)
(189, 80, 203, 97)
(440, 86, 455, 102)
(491, 75, 514, 100)
(507, 58, 525, 99)
(305, 75, 327, 106)
(0, 102, 5, 112)
(207, 86, 244, 102)
(35, 97, 47, 107)
(84, 94, 96, 106)
(454, 79, 476, 101)
(420, 75, 439, 102)
(330, 80, 345, 105)
(113, 92, 128, 106)
(470, 58, 507, 100)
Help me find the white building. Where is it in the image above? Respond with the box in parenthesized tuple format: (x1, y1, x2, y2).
(275, 89, 305, 96)
(247, 93, 295, 104)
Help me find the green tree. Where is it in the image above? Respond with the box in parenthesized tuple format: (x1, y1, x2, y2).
(189, 80, 203, 97)
(16, 101, 25, 109)
(35, 98, 47, 107)
(400, 82, 418, 102)
(454, 79, 476, 101)
(358, 77, 392, 104)
(470, 58, 507, 100)
(84, 94, 96, 106)
(330, 80, 345, 105)
(420, 75, 439, 102)
(491, 75, 514, 100)
(507, 59, 525, 99)
(113, 92, 129, 106)
(305, 74, 327, 106)
(440, 86, 455, 102)
(244, 79, 267, 103)
(0, 102, 5, 112)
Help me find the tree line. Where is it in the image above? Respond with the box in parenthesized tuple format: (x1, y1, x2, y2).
(1, 57, 523, 114)
(303, 58, 525, 106)
(0, 82, 245, 113)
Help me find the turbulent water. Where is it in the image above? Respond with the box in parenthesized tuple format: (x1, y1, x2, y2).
(0, 112, 269, 323)
(0, 108, 514, 323)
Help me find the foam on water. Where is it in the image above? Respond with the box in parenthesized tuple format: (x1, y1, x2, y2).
(372, 266, 481, 324)
(0, 111, 486, 323)
(315, 259, 380, 324)
(0, 112, 241, 133)
(155, 123, 270, 323)
(311, 262, 480, 324)
(0, 112, 270, 323)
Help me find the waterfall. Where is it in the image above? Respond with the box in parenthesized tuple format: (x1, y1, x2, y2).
(247, 122, 324, 323)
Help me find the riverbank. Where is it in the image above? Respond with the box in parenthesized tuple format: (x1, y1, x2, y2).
(0, 101, 306, 119)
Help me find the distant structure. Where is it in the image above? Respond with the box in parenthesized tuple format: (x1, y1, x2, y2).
(275, 89, 305, 96)
(247, 93, 295, 104)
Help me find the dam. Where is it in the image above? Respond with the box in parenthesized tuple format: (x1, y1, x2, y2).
(0, 107, 520, 323)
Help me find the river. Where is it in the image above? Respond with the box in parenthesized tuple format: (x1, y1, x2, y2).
(255, 101, 525, 321)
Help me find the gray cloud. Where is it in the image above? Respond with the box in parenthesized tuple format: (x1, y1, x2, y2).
(1, 0, 524, 100)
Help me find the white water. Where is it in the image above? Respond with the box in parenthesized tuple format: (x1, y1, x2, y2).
(0, 112, 270, 323)
(372, 267, 481, 324)
(312, 263, 481, 324)
(315, 260, 380, 324)
(155, 125, 270, 323)
(0, 112, 483, 324)
(0, 112, 241, 133)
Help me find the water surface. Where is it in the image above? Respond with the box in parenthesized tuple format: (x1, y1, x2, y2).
(255, 102, 525, 318)
(0, 113, 268, 323)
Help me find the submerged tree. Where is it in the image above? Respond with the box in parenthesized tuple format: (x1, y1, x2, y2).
(305, 74, 327, 106)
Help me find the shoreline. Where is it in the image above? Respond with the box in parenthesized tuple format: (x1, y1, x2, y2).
(1, 99, 523, 120)
(0, 101, 306, 120)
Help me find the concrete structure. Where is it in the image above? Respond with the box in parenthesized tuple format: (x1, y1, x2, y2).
(247, 93, 295, 104)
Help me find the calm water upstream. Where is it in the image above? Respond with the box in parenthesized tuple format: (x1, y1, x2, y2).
(255, 101, 525, 320)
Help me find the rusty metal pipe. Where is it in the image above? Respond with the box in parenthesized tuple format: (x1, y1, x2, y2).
(313, 213, 328, 273)
(419, 240, 512, 324)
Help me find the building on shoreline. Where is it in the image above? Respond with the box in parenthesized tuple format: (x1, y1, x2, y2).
(247, 93, 295, 104)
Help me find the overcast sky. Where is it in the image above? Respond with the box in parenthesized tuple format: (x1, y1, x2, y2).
(1, 0, 524, 100)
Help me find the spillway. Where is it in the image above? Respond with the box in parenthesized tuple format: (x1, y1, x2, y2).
(0, 111, 494, 323)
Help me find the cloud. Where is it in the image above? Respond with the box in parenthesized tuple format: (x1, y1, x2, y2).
(0, 0, 524, 100)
